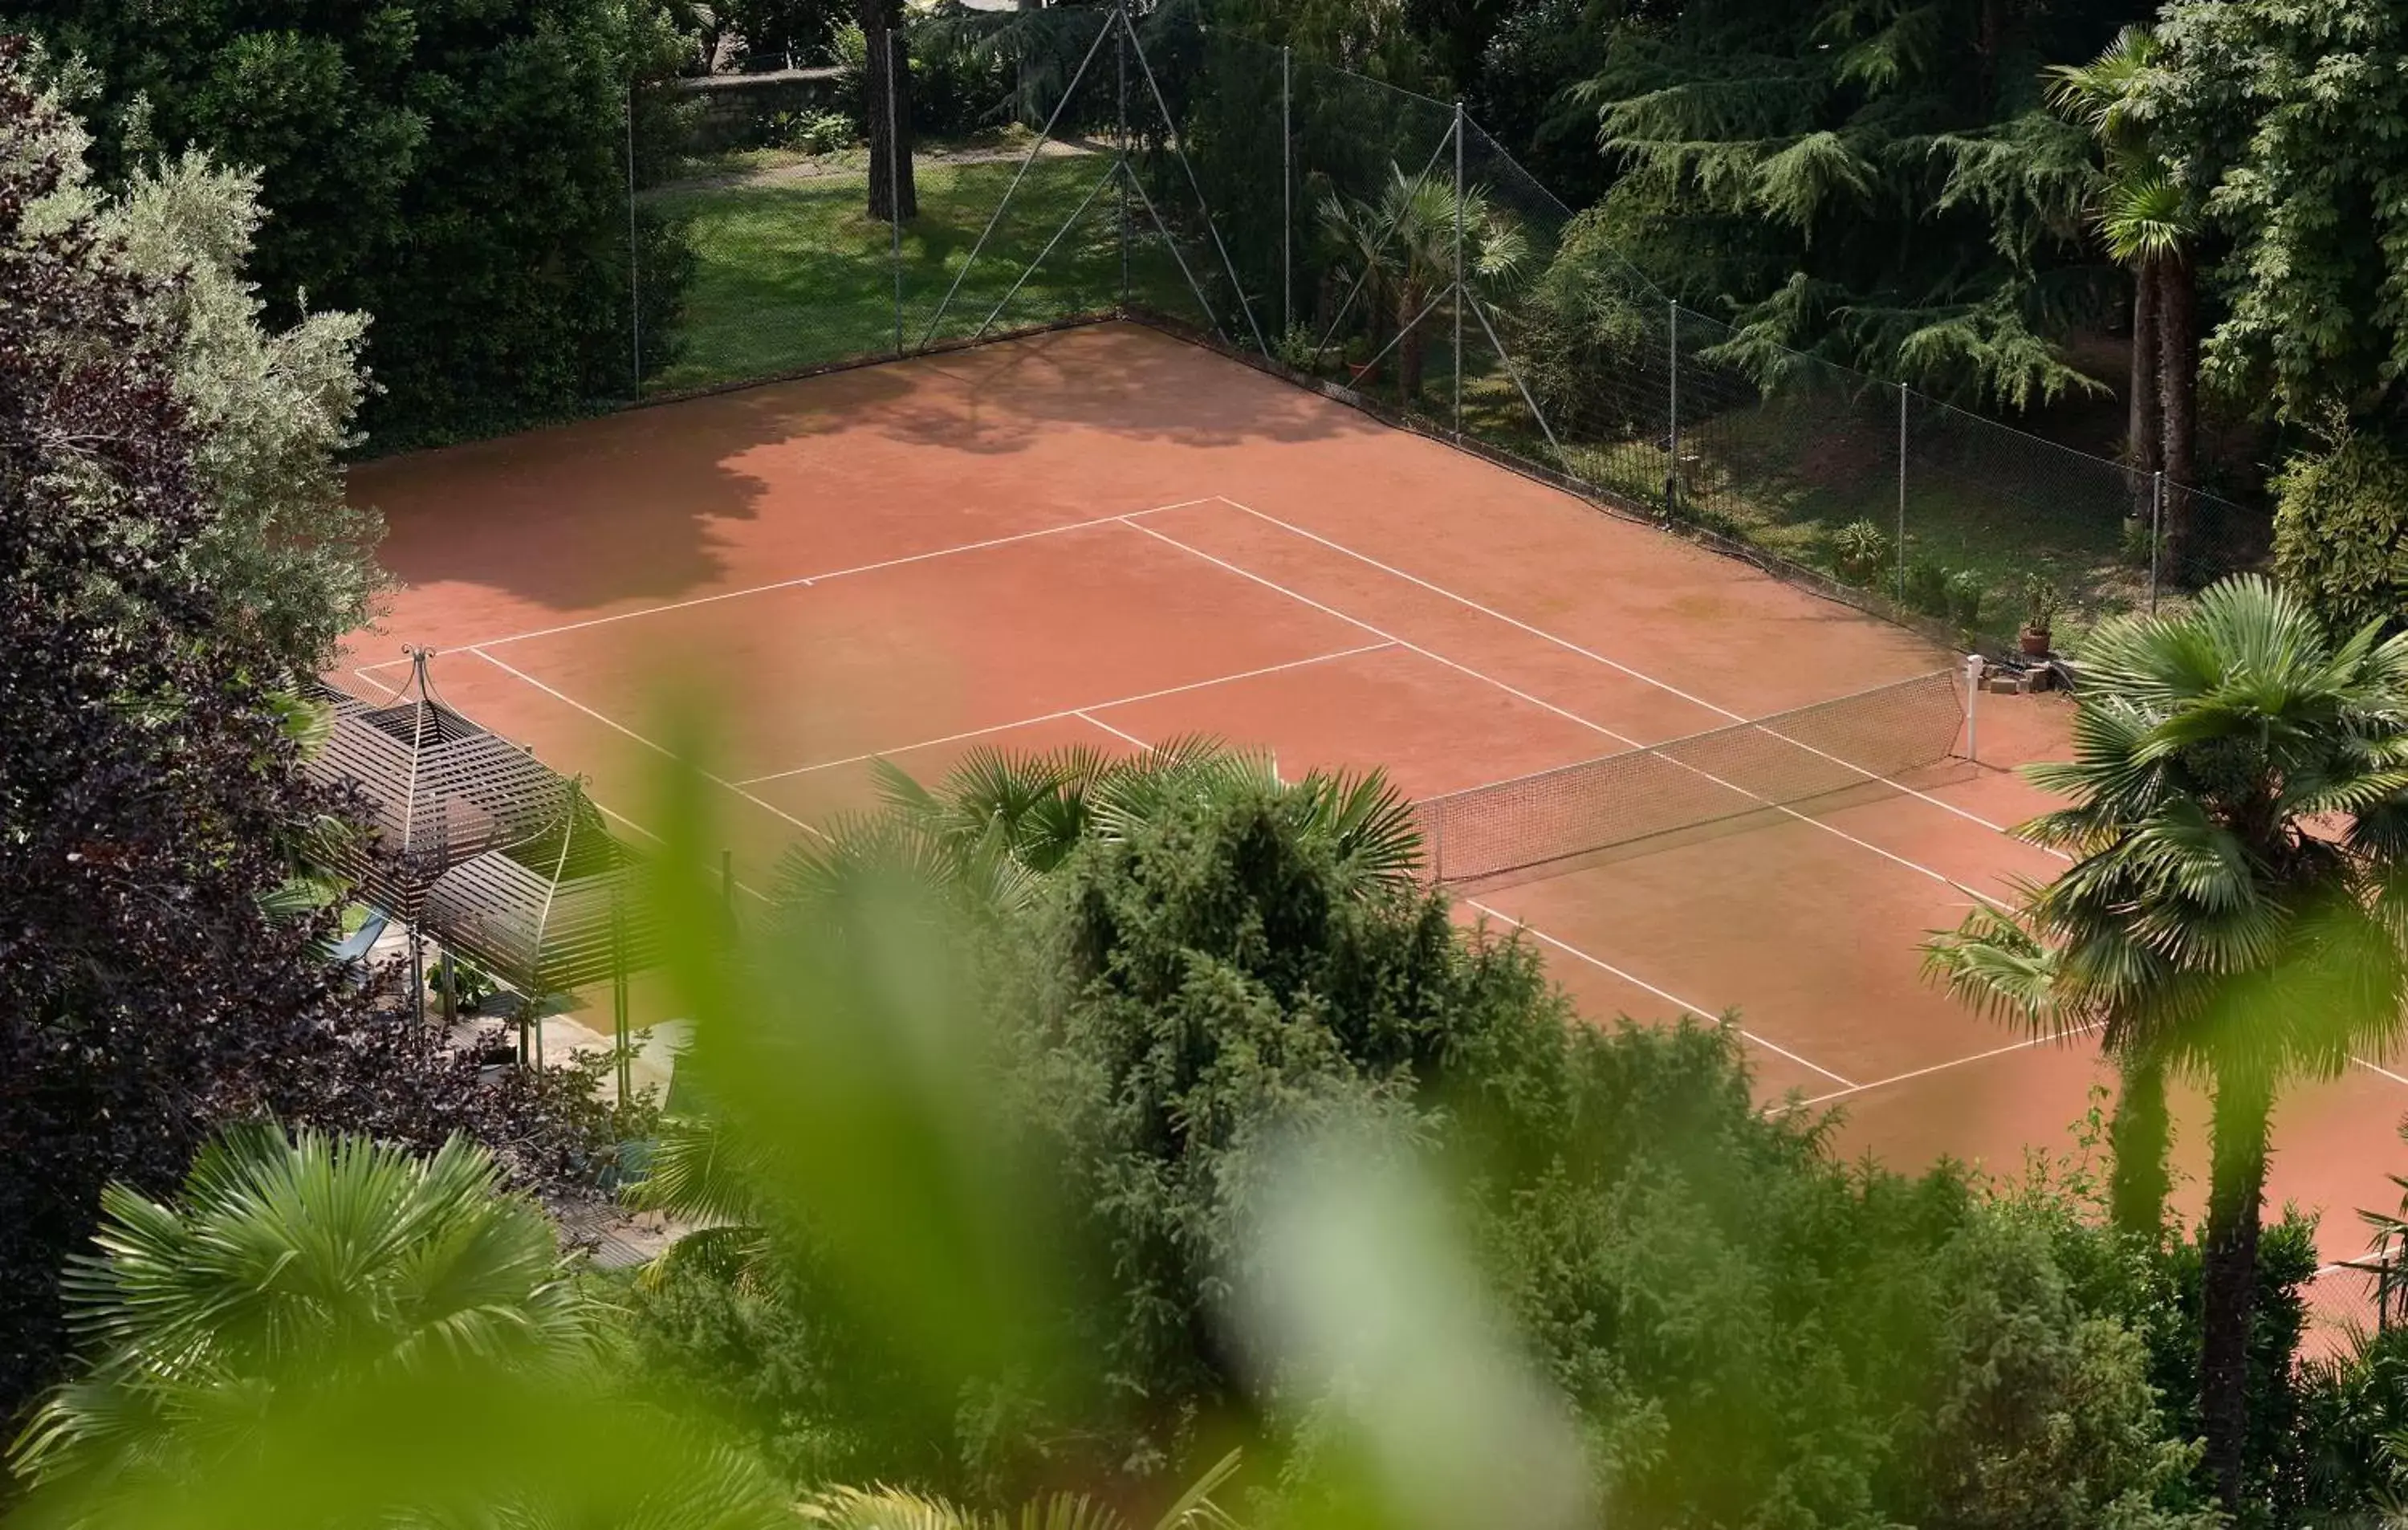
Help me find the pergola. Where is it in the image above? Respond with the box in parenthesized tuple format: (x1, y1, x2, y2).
(307, 651, 657, 1084)
(422, 781, 655, 1095)
(305, 651, 568, 919)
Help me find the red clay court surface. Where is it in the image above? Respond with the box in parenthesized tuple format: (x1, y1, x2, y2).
(342, 319, 2408, 1301)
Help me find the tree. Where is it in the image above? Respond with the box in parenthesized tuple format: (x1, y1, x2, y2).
(779, 736, 1422, 914)
(8, 1125, 597, 1487)
(862, 0, 919, 223)
(1568, 0, 2139, 406)
(0, 48, 645, 1421)
(2272, 428, 2408, 637)
(802, 1451, 1241, 1530)
(1313, 164, 1528, 401)
(99, 151, 384, 674)
(1925, 575, 2408, 1515)
(0, 38, 372, 1419)
(2150, 0, 2408, 429)
(2044, 25, 2200, 536)
(18, 0, 697, 446)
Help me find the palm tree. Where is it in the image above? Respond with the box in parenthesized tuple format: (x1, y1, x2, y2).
(622, 1112, 778, 1292)
(1925, 576, 2408, 1512)
(1316, 165, 1530, 401)
(779, 736, 1422, 914)
(2046, 26, 2204, 566)
(10, 1125, 596, 1487)
(802, 1447, 1241, 1530)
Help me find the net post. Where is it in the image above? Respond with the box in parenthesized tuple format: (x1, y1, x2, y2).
(1453, 100, 1465, 439)
(1281, 46, 1292, 340)
(626, 83, 641, 394)
(2149, 470, 2164, 614)
(1430, 804, 1444, 885)
(1896, 383, 1909, 604)
(885, 31, 904, 355)
(1963, 653, 1985, 766)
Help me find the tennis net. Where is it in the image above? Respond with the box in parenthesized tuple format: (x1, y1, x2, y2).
(1416, 669, 1967, 885)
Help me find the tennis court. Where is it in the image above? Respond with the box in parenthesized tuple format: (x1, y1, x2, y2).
(342, 319, 2408, 1292)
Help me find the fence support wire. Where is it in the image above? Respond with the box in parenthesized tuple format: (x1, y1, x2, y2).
(975, 158, 1122, 343)
(917, 13, 1117, 350)
(1121, 4, 1268, 356)
(1120, 154, 1230, 346)
(1312, 118, 1458, 371)
(1468, 291, 1570, 474)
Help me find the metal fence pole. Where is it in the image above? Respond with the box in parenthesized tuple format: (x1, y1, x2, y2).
(1897, 384, 1909, 604)
(2149, 470, 2165, 614)
(1117, 2, 1130, 307)
(886, 32, 905, 356)
(626, 85, 641, 395)
(1665, 299, 1679, 517)
(1453, 100, 1465, 438)
(1281, 46, 1291, 340)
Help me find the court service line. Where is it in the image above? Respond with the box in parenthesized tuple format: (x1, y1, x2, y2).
(1182, 494, 2030, 848)
(731, 639, 1395, 784)
(466, 646, 831, 842)
(1076, 710, 1156, 752)
(356, 497, 1218, 669)
(1124, 517, 2007, 912)
(1788, 1021, 2109, 1110)
(1468, 901, 1856, 1089)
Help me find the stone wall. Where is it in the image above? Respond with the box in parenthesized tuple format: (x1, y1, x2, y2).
(675, 68, 847, 152)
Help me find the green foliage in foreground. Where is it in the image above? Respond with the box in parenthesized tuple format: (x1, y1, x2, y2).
(621, 760, 2265, 1528)
(10, 1127, 598, 1489)
(8, 735, 2375, 1530)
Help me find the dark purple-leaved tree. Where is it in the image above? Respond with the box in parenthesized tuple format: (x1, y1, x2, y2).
(0, 39, 641, 1427)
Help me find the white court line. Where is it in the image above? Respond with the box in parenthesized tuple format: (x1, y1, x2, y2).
(355, 497, 1217, 669)
(1175, 494, 2035, 849)
(2354, 1058, 2408, 1090)
(732, 640, 1393, 783)
(466, 646, 831, 842)
(1470, 900, 1856, 1089)
(1787, 1021, 2109, 1110)
(348, 665, 406, 700)
(1125, 517, 2007, 911)
(1076, 710, 1155, 751)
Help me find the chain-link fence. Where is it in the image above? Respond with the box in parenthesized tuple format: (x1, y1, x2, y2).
(618, 7, 2265, 653)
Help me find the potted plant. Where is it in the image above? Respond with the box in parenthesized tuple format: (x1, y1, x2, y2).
(2020, 573, 2062, 657)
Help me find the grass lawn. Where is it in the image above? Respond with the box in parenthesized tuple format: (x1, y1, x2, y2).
(647, 147, 1203, 396)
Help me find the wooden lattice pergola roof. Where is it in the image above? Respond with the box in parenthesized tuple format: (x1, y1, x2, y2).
(304, 653, 570, 916)
(421, 783, 661, 993)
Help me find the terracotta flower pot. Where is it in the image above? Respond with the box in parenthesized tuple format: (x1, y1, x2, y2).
(2019, 625, 2052, 657)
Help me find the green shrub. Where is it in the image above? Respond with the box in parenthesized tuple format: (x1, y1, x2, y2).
(2272, 430, 2408, 634)
(1832, 519, 1891, 587)
(1906, 557, 1950, 616)
(775, 105, 857, 154)
(1946, 568, 1986, 629)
